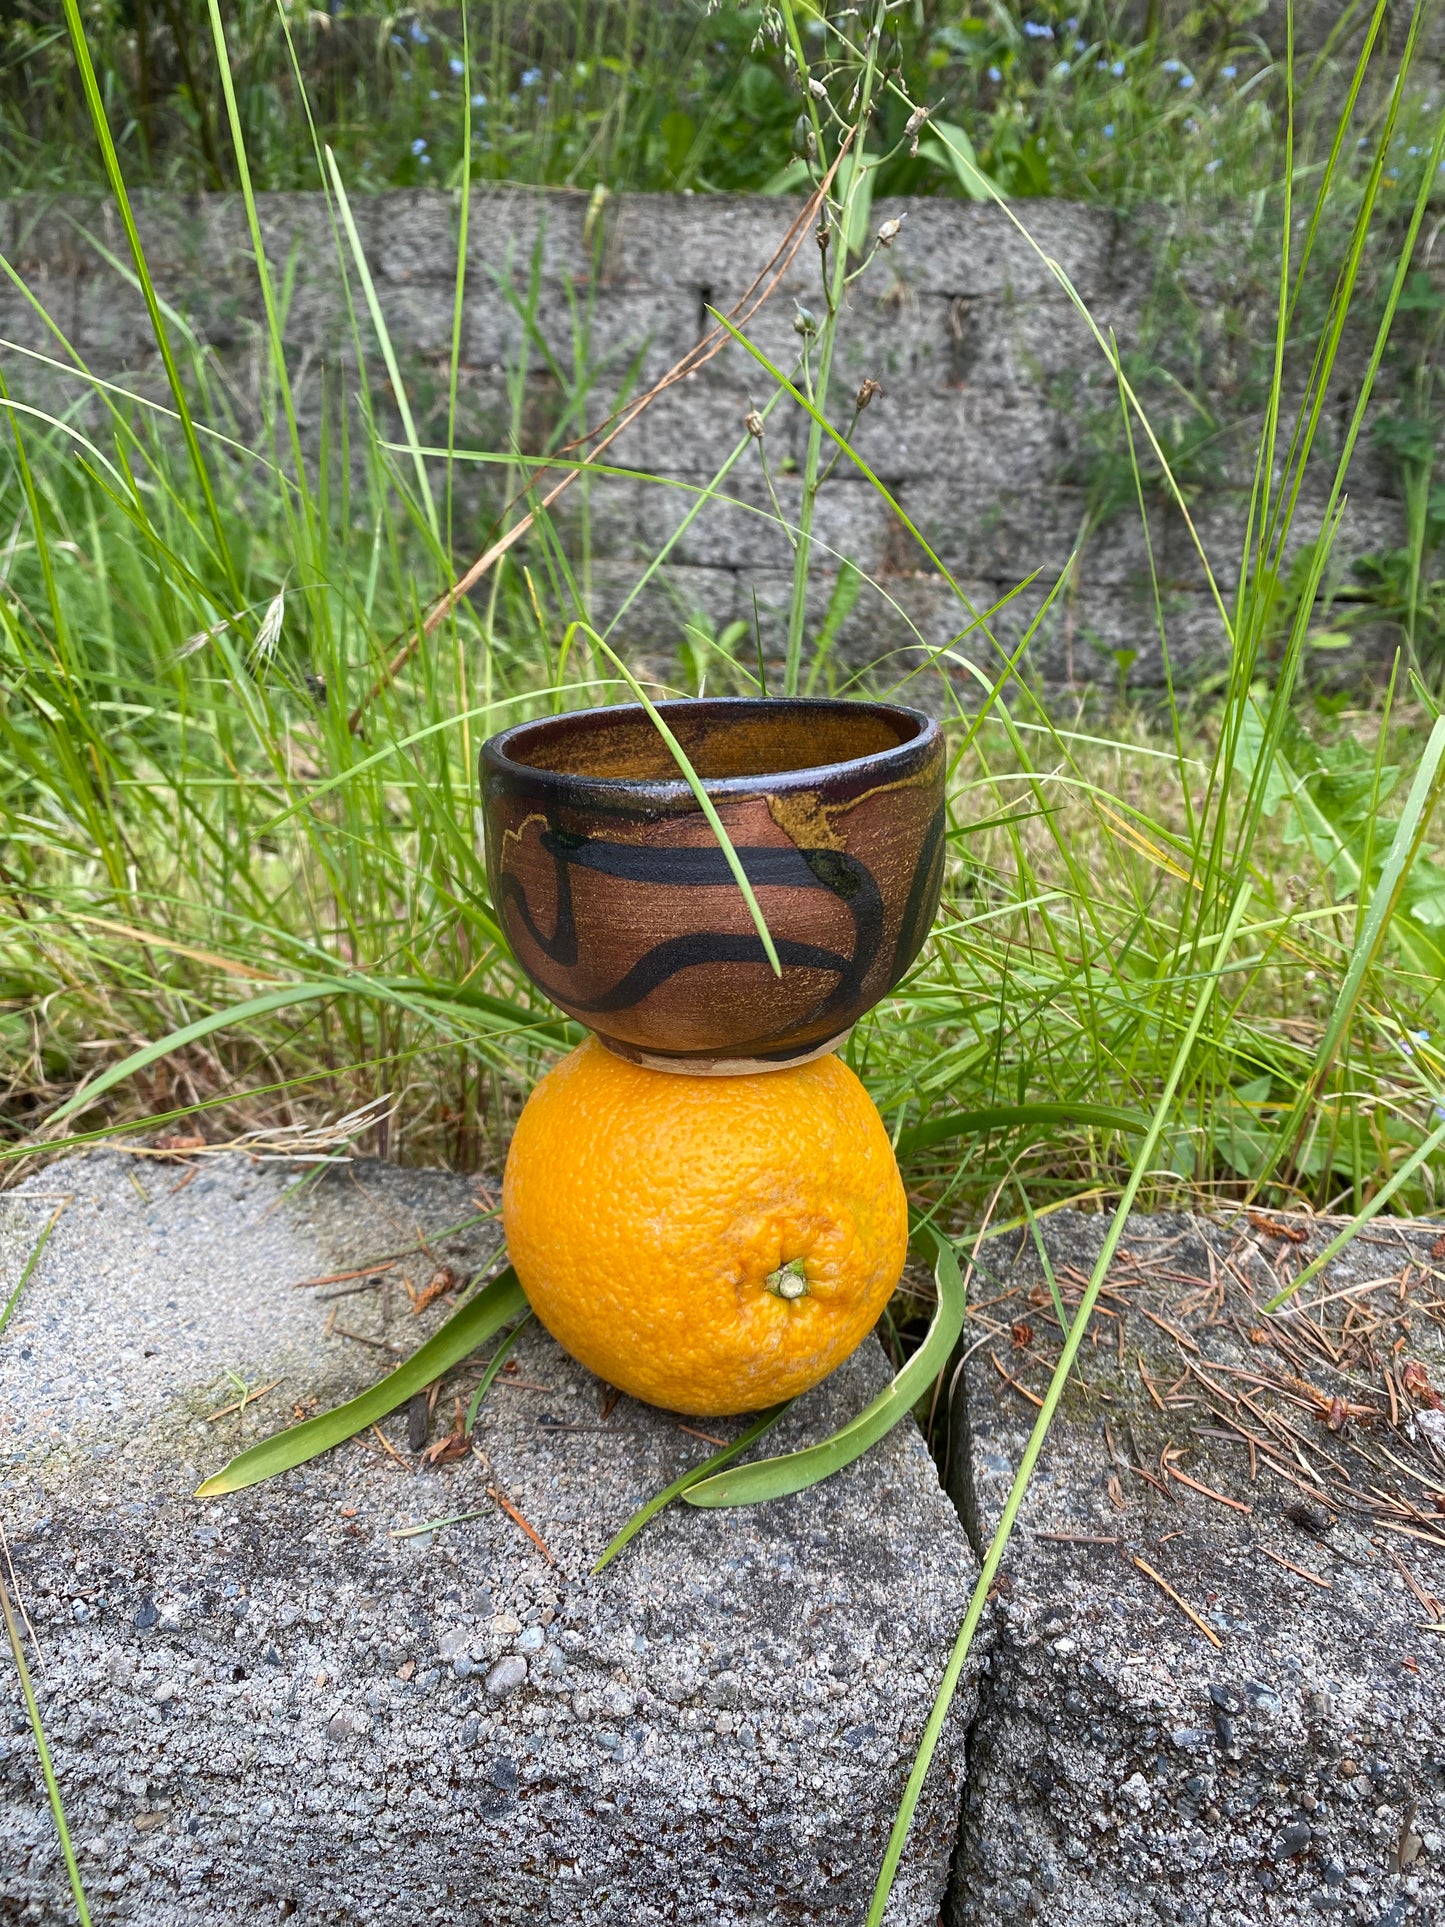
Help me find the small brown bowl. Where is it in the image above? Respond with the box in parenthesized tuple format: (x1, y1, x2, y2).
(480, 696, 945, 1073)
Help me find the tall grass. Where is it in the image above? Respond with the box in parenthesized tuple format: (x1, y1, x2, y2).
(1, 2, 1443, 1231)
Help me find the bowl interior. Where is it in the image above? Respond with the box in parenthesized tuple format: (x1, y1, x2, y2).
(501, 700, 917, 784)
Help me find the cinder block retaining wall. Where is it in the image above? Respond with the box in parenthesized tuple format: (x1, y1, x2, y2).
(0, 188, 1406, 685)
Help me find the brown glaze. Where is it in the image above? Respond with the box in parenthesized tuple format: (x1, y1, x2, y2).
(480, 697, 945, 1070)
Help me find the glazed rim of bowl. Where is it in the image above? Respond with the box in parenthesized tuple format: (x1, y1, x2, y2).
(482, 696, 939, 802)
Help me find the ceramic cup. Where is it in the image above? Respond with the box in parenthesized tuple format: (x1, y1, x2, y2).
(481, 695, 945, 1073)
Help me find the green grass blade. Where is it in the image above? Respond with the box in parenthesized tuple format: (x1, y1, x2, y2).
(578, 624, 782, 975)
(204, 0, 312, 529)
(895, 1102, 1151, 1161)
(683, 1225, 966, 1509)
(196, 1266, 527, 1495)
(704, 310, 967, 623)
(324, 145, 439, 541)
(1312, 713, 1445, 1059)
(464, 1312, 532, 1434)
(444, 0, 474, 553)
(591, 1402, 791, 1575)
(1020, 1185, 1070, 1337)
(41, 974, 539, 1137)
(254, 691, 602, 835)
(59, 0, 235, 597)
(0, 1204, 63, 1342)
(865, 885, 1254, 1926)
(781, 14, 884, 696)
(1264, 1113, 1445, 1312)
(390, 1506, 493, 1542)
(45, 978, 440, 1125)
(0, 1571, 91, 1926)
(1262, 715, 1445, 1182)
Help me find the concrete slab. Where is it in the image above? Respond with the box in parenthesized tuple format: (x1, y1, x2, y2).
(944, 1209, 1445, 1927)
(0, 1149, 977, 1925)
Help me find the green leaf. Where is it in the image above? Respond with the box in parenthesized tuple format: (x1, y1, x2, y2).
(804, 560, 862, 696)
(195, 1266, 528, 1496)
(464, 1311, 531, 1434)
(0, 1204, 63, 1342)
(919, 121, 995, 201)
(326, 146, 438, 539)
(660, 110, 696, 177)
(590, 1403, 790, 1575)
(836, 143, 878, 255)
(45, 975, 557, 1128)
(895, 1101, 1150, 1162)
(46, 979, 378, 1125)
(1232, 697, 1445, 1026)
(573, 624, 782, 975)
(1263, 714, 1445, 1181)
(682, 1227, 966, 1510)
(761, 156, 813, 195)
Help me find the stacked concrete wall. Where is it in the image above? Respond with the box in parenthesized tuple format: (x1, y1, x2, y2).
(0, 188, 1408, 685)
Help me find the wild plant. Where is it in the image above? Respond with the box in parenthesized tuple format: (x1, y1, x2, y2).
(1, 2, 1443, 1916)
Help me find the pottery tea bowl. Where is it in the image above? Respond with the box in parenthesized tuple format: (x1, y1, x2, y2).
(481, 695, 945, 1073)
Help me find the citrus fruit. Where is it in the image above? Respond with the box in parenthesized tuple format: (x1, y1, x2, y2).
(502, 1037, 908, 1416)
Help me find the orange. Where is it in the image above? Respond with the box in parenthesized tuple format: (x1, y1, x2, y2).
(502, 1038, 908, 1416)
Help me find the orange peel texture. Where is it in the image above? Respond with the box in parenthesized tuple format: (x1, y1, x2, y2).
(502, 1038, 908, 1416)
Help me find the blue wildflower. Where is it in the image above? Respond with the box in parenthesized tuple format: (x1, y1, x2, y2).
(1023, 20, 1054, 38)
(411, 137, 428, 156)
(521, 65, 542, 85)
(429, 89, 440, 100)
(449, 56, 464, 76)
(1111, 59, 1124, 75)
(1221, 64, 1236, 78)
(410, 20, 428, 43)
(471, 93, 487, 107)
(988, 64, 1002, 81)
(1179, 72, 1194, 88)
(1163, 58, 1181, 73)
(1103, 122, 1114, 137)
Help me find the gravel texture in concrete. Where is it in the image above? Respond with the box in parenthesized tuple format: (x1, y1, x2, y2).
(0, 1150, 977, 1925)
(944, 1210, 1445, 1927)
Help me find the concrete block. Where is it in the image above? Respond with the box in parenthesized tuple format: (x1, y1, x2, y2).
(464, 187, 598, 290)
(872, 199, 1118, 302)
(0, 1151, 979, 1925)
(0, 184, 1408, 685)
(944, 1209, 1445, 1927)
(609, 194, 814, 301)
(463, 287, 702, 391)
